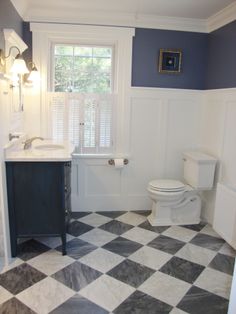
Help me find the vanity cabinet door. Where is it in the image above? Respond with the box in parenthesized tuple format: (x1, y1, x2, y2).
(6, 161, 71, 256)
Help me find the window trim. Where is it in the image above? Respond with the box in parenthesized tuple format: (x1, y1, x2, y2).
(30, 23, 135, 156)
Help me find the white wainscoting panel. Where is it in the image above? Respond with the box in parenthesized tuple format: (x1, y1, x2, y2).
(200, 88, 236, 224)
(72, 87, 202, 212)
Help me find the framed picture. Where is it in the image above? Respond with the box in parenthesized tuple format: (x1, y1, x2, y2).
(158, 49, 182, 74)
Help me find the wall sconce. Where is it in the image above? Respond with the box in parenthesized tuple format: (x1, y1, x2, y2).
(0, 46, 29, 75)
(0, 45, 39, 111)
(25, 62, 40, 85)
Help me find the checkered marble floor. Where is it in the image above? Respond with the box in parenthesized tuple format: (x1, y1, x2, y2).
(0, 210, 235, 314)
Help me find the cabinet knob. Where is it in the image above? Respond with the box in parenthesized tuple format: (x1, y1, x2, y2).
(64, 186, 68, 192)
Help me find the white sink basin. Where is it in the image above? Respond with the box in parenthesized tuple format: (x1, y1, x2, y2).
(35, 144, 65, 151)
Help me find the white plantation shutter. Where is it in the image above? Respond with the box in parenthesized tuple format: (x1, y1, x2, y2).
(51, 93, 67, 142)
(49, 93, 114, 154)
(68, 96, 81, 147)
(99, 96, 113, 148)
(83, 98, 96, 152)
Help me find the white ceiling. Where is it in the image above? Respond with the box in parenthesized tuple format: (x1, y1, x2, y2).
(10, 0, 236, 32)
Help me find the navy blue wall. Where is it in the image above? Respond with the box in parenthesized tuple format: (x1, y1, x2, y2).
(132, 28, 208, 90)
(0, 0, 23, 47)
(22, 22, 32, 63)
(1, 0, 235, 90)
(206, 20, 236, 89)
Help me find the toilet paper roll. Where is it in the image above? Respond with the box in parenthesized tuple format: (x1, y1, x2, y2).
(114, 158, 124, 169)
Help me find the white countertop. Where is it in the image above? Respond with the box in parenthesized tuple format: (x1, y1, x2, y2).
(5, 138, 75, 162)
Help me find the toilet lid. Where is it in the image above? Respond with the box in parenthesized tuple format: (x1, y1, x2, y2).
(149, 180, 186, 192)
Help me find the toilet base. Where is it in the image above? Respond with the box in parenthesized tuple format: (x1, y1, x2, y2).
(148, 195, 201, 226)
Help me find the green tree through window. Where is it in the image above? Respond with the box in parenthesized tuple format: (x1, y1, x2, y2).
(54, 45, 113, 93)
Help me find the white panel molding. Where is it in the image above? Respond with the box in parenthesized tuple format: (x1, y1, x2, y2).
(207, 2, 236, 33)
(72, 87, 203, 212)
(200, 88, 236, 224)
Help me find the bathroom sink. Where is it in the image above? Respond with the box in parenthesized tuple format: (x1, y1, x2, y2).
(34, 144, 65, 150)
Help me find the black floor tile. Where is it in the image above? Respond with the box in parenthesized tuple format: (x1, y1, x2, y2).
(52, 261, 102, 291)
(209, 253, 235, 275)
(177, 285, 229, 314)
(102, 237, 142, 257)
(132, 210, 152, 217)
(159, 256, 205, 284)
(98, 211, 126, 219)
(113, 290, 173, 314)
(138, 221, 170, 234)
(67, 221, 93, 237)
(0, 263, 46, 294)
(70, 212, 91, 219)
(181, 222, 206, 232)
(190, 233, 225, 251)
(50, 294, 108, 314)
(107, 259, 155, 288)
(99, 220, 133, 235)
(0, 298, 36, 314)
(17, 239, 50, 261)
(56, 238, 97, 260)
(147, 235, 185, 254)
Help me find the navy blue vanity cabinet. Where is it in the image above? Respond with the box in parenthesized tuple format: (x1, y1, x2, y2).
(6, 161, 72, 257)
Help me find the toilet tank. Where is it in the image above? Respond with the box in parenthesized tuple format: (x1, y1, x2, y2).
(183, 151, 217, 190)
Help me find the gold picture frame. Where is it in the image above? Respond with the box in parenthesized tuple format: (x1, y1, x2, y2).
(159, 48, 182, 74)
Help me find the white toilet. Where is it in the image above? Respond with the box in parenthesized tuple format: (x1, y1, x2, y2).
(147, 151, 217, 226)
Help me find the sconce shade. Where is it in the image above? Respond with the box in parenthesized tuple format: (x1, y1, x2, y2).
(27, 64, 40, 83)
(10, 54, 29, 74)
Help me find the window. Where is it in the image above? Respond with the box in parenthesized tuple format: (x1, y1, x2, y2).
(50, 44, 114, 154)
(31, 23, 134, 156)
(53, 45, 113, 93)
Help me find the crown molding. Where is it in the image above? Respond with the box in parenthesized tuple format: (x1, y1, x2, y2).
(207, 2, 236, 33)
(12, 0, 236, 34)
(25, 9, 208, 33)
(10, 0, 29, 18)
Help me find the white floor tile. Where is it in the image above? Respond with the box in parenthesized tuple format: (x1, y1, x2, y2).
(129, 246, 172, 270)
(163, 226, 197, 242)
(122, 227, 158, 245)
(80, 248, 124, 273)
(0, 286, 13, 305)
(139, 271, 191, 307)
(219, 242, 236, 257)
(16, 277, 75, 314)
(200, 225, 221, 238)
(78, 213, 112, 227)
(176, 243, 217, 266)
(27, 250, 75, 275)
(79, 274, 135, 311)
(79, 228, 117, 247)
(195, 267, 232, 299)
(116, 212, 146, 226)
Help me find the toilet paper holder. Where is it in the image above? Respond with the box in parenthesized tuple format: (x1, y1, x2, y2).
(108, 158, 129, 166)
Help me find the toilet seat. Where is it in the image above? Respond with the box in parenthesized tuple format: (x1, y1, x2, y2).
(148, 179, 186, 193)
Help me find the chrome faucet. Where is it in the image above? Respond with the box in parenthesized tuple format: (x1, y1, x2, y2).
(23, 137, 44, 150)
